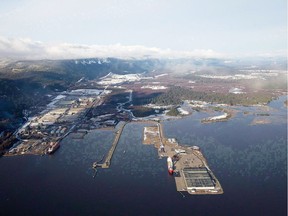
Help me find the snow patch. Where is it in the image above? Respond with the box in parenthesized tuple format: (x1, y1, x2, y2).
(207, 113, 228, 121)
(98, 73, 142, 85)
(141, 85, 167, 90)
(155, 73, 168, 78)
(229, 88, 245, 94)
(53, 94, 66, 100)
(177, 107, 189, 115)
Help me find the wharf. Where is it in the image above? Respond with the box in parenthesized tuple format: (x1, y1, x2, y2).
(98, 122, 127, 168)
(143, 123, 223, 195)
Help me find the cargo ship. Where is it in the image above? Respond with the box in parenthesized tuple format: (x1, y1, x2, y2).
(47, 141, 60, 154)
(167, 157, 174, 175)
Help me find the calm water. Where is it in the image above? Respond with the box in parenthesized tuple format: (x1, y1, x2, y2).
(0, 96, 287, 216)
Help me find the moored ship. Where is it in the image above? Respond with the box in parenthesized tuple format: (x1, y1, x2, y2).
(167, 157, 174, 175)
(47, 141, 60, 154)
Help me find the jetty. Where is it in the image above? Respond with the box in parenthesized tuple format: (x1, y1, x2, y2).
(143, 122, 223, 195)
(96, 122, 127, 168)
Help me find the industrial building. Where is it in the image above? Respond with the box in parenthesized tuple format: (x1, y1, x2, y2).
(182, 167, 215, 190)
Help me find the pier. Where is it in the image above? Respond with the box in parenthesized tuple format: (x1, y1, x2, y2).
(142, 122, 224, 195)
(91, 119, 223, 195)
(100, 122, 127, 168)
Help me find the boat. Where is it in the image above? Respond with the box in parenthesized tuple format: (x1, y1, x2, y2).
(167, 157, 174, 175)
(47, 141, 60, 154)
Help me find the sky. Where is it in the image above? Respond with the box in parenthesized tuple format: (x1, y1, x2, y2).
(0, 0, 286, 59)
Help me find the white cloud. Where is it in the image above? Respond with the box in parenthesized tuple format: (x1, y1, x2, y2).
(0, 36, 226, 60)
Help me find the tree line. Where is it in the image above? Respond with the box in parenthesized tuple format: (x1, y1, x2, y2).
(151, 86, 273, 106)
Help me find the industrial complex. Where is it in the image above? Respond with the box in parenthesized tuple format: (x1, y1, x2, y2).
(5, 88, 112, 156)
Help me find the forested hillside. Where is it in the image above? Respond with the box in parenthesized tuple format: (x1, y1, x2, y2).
(151, 86, 274, 106)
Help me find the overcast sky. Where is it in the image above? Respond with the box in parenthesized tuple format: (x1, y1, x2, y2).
(0, 0, 286, 59)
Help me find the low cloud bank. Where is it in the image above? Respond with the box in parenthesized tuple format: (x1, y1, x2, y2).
(0, 36, 224, 60)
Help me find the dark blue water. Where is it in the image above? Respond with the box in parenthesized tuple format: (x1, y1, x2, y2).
(0, 96, 287, 216)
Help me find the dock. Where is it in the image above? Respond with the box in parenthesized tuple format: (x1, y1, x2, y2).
(91, 119, 223, 195)
(143, 123, 224, 195)
(99, 122, 127, 168)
